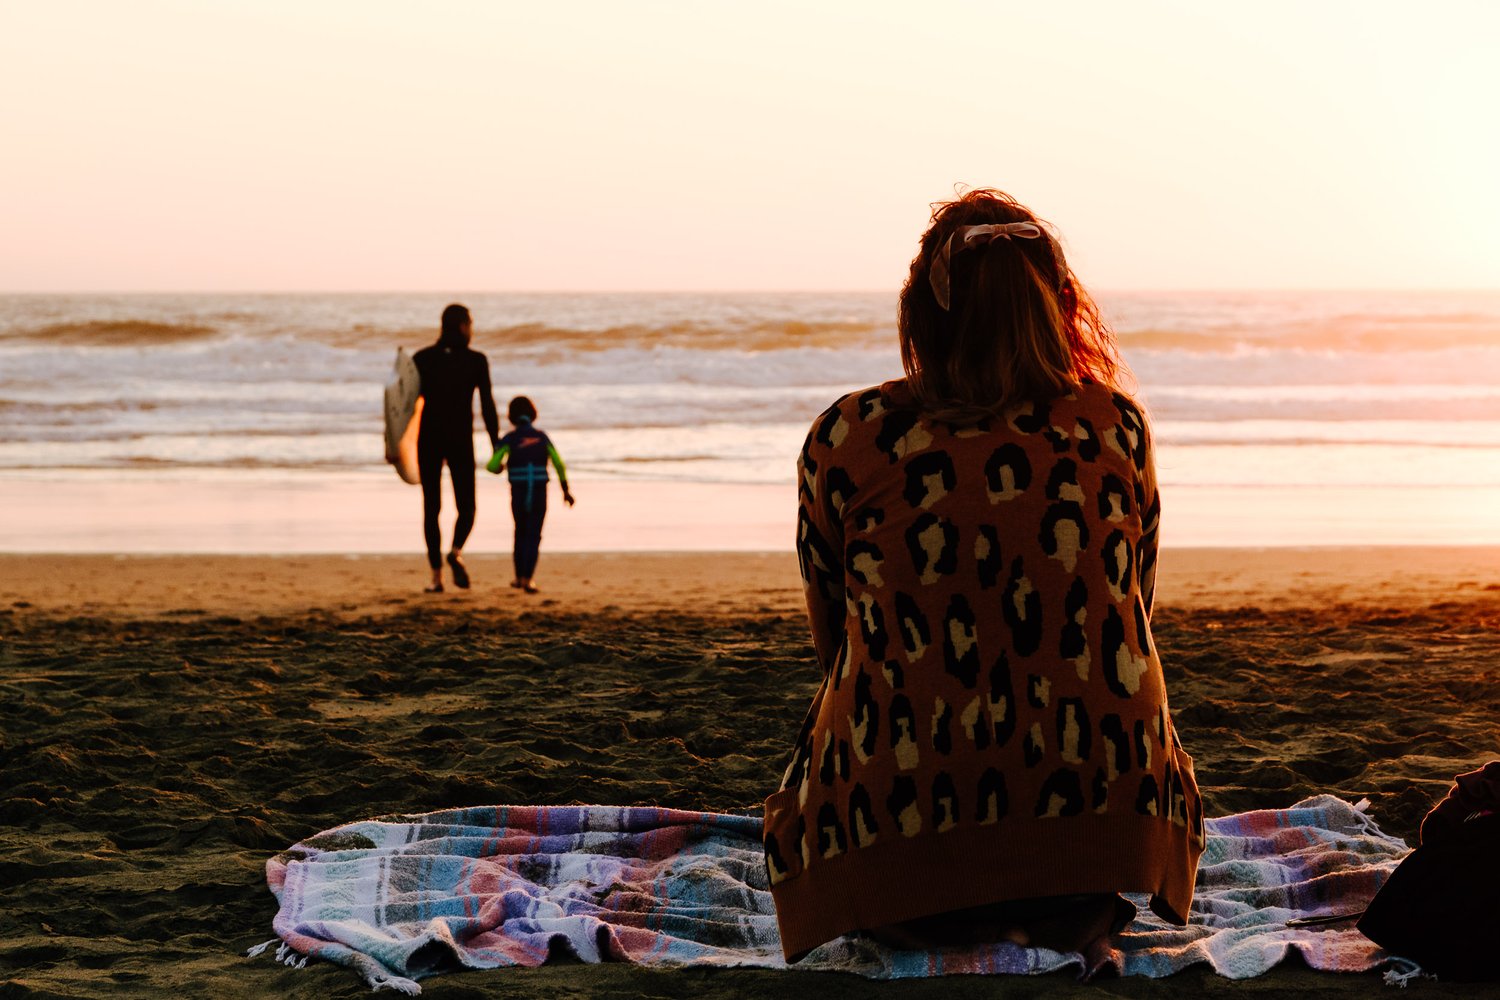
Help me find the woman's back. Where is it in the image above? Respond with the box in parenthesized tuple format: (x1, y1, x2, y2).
(412, 343, 497, 441)
(767, 380, 1204, 959)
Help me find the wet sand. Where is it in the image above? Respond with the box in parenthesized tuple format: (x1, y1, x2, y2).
(2, 549, 1498, 998)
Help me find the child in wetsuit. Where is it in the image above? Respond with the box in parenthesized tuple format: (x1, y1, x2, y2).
(486, 396, 574, 593)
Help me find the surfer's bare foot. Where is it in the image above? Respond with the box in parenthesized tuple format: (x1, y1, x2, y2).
(509, 579, 522, 590)
(446, 552, 470, 589)
(424, 582, 445, 594)
(523, 583, 540, 594)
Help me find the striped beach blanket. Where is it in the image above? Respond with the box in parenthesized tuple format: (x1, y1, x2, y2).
(251, 794, 1417, 993)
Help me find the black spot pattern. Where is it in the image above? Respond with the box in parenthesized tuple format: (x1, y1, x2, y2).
(846, 539, 884, 586)
(1100, 714, 1132, 777)
(1098, 473, 1132, 521)
(818, 733, 836, 786)
(983, 443, 1032, 502)
(855, 592, 888, 662)
(875, 410, 925, 464)
(1109, 392, 1148, 468)
(932, 699, 954, 755)
(976, 767, 1009, 824)
(848, 783, 879, 846)
(1057, 697, 1092, 765)
(1023, 724, 1044, 767)
(1045, 458, 1080, 501)
(1026, 674, 1049, 709)
(814, 405, 846, 448)
(942, 594, 980, 688)
(1001, 557, 1043, 656)
(933, 771, 960, 829)
(1091, 767, 1109, 811)
(1101, 604, 1147, 699)
(816, 802, 847, 857)
(889, 695, 917, 767)
(1101, 529, 1133, 601)
(1135, 774, 1161, 817)
(989, 653, 1017, 748)
(1134, 596, 1153, 659)
(895, 591, 930, 664)
(1035, 769, 1086, 817)
(975, 524, 1003, 588)
(1075, 417, 1100, 461)
(824, 466, 857, 524)
(764, 831, 793, 882)
(886, 775, 920, 836)
(1060, 577, 1089, 664)
(905, 513, 958, 584)
(903, 450, 957, 510)
(851, 668, 880, 761)
(1010, 399, 1051, 434)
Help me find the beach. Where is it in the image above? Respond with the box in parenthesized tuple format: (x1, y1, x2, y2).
(3, 547, 1498, 998)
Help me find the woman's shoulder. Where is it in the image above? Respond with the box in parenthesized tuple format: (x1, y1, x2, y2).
(1070, 378, 1149, 426)
(812, 379, 912, 422)
(804, 380, 910, 444)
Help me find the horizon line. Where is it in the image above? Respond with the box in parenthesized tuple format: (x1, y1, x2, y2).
(4, 286, 1500, 296)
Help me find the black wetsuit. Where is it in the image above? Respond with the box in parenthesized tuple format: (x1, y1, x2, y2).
(412, 342, 500, 570)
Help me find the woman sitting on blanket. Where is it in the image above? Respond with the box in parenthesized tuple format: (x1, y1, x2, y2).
(763, 188, 1205, 961)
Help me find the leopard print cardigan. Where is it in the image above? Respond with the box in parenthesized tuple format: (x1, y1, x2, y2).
(764, 378, 1205, 960)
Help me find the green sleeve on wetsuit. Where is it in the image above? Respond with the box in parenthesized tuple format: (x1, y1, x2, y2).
(546, 441, 568, 484)
(486, 443, 510, 474)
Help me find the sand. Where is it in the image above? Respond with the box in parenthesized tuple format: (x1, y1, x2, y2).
(2, 548, 1499, 998)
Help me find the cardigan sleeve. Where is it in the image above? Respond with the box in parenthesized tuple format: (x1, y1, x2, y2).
(1137, 414, 1162, 618)
(796, 407, 847, 677)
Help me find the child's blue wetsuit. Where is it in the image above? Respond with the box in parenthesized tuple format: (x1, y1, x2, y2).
(488, 418, 567, 579)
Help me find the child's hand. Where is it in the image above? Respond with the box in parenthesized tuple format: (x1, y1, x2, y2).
(485, 452, 505, 475)
(563, 489, 576, 507)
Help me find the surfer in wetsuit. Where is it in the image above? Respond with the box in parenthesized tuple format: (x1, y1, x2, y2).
(413, 304, 500, 592)
(486, 395, 574, 593)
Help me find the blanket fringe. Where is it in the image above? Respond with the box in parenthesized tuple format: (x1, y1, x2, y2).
(368, 972, 422, 995)
(1382, 958, 1427, 988)
(245, 938, 277, 959)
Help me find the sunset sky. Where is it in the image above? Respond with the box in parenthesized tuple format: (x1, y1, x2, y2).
(3, 1, 1497, 292)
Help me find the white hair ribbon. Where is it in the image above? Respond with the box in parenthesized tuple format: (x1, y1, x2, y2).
(928, 222, 1046, 311)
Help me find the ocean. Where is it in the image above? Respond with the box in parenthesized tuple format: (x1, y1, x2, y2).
(3, 291, 1499, 551)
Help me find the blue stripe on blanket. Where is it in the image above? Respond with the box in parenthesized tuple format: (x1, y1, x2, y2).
(251, 795, 1413, 994)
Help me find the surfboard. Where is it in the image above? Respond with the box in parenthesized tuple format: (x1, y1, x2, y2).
(383, 347, 422, 484)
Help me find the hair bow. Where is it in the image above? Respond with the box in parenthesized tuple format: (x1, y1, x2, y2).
(928, 222, 1045, 310)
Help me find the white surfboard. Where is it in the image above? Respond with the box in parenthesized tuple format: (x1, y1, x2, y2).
(383, 347, 423, 484)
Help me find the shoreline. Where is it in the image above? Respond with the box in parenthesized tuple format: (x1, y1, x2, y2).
(5, 470, 1499, 552)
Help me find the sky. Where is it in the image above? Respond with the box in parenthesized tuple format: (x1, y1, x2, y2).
(2, 1, 1498, 292)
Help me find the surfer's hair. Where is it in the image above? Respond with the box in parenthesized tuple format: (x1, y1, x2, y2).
(508, 396, 537, 423)
(898, 188, 1125, 419)
(439, 304, 472, 347)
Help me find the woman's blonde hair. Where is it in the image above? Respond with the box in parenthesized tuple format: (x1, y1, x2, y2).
(898, 188, 1125, 418)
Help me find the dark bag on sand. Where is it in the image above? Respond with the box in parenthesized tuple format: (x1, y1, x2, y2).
(1356, 761, 1500, 982)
